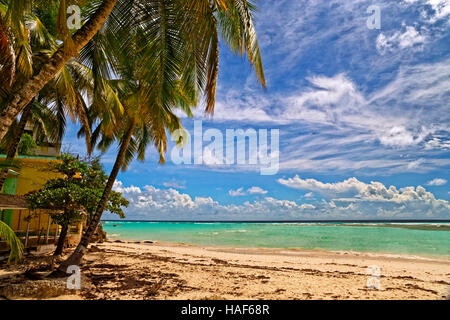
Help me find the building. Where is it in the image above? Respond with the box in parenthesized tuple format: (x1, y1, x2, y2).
(0, 136, 82, 254)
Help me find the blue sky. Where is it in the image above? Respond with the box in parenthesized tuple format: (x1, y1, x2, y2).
(64, 0, 450, 220)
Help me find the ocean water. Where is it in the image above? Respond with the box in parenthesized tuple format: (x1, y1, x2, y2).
(102, 221, 450, 258)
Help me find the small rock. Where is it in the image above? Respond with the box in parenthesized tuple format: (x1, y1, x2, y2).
(0, 279, 70, 299)
(89, 245, 103, 252)
(0, 275, 94, 299)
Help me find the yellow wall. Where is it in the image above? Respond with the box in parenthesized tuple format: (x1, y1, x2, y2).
(14, 157, 62, 195)
(1, 154, 86, 251)
(10, 209, 58, 235)
(6, 157, 61, 234)
(2, 157, 83, 241)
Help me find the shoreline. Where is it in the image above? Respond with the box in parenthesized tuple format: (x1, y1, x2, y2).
(108, 237, 450, 262)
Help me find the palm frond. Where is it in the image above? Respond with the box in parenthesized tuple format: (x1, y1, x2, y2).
(0, 220, 24, 263)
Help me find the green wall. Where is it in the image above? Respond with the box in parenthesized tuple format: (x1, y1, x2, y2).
(1, 176, 18, 226)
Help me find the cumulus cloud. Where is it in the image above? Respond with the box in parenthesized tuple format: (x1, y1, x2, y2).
(247, 186, 269, 195)
(426, 178, 447, 186)
(107, 180, 450, 220)
(278, 175, 450, 217)
(131, 185, 218, 212)
(229, 186, 268, 196)
(113, 181, 141, 194)
(278, 176, 366, 197)
(228, 187, 246, 197)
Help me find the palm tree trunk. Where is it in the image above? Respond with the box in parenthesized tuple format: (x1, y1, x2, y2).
(0, 100, 34, 191)
(0, 0, 118, 142)
(55, 120, 136, 274)
(53, 224, 68, 256)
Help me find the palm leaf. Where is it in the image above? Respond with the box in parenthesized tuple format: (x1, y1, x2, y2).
(0, 220, 24, 263)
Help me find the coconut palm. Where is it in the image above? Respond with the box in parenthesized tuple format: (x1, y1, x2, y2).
(0, 220, 24, 263)
(0, 0, 265, 141)
(0, 0, 117, 140)
(0, 7, 94, 190)
(55, 0, 265, 272)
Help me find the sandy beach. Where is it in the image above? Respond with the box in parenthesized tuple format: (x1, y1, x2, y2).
(2, 240, 449, 300)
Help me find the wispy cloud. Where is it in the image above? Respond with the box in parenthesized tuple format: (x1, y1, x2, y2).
(162, 180, 186, 189)
(183, 0, 449, 175)
(376, 26, 426, 54)
(426, 178, 447, 186)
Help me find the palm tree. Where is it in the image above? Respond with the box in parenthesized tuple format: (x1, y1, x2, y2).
(0, 220, 24, 263)
(55, 0, 265, 272)
(0, 7, 94, 190)
(0, 0, 118, 140)
(0, 0, 265, 142)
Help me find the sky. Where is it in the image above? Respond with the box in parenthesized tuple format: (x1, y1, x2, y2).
(64, 0, 450, 220)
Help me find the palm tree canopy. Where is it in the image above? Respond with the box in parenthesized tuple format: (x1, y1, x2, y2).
(75, 0, 265, 168)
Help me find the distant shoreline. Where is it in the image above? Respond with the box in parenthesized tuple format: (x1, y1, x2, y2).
(108, 239, 450, 261)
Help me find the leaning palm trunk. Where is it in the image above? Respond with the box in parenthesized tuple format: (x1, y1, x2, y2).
(0, 100, 34, 191)
(53, 224, 68, 256)
(0, 0, 118, 141)
(55, 120, 136, 273)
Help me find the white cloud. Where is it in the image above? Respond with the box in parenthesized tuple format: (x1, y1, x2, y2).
(170, 0, 450, 176)
(162, 181, 186, 189)
(278, 175, 450, 214)
(207, 57, 450, 174)
(247, 186, 268, 195)
(426, 178, 447, 186)
(229, 186, 268, 196)
(228, 187, 246, 197)
(112, 181, 141, 194)
(278, 176, 366, 197)
(425, 0, 450, 23)
(424, 136, 450, 150)
(107, 180, 450, 220)
(161, 0, 450, 179)
(376, 26, 426, 53)
(304, 192, 314, 198)
(377, 126, 430, 147)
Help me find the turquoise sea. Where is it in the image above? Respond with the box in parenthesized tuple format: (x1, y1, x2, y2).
(102, 221, 450, 258)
